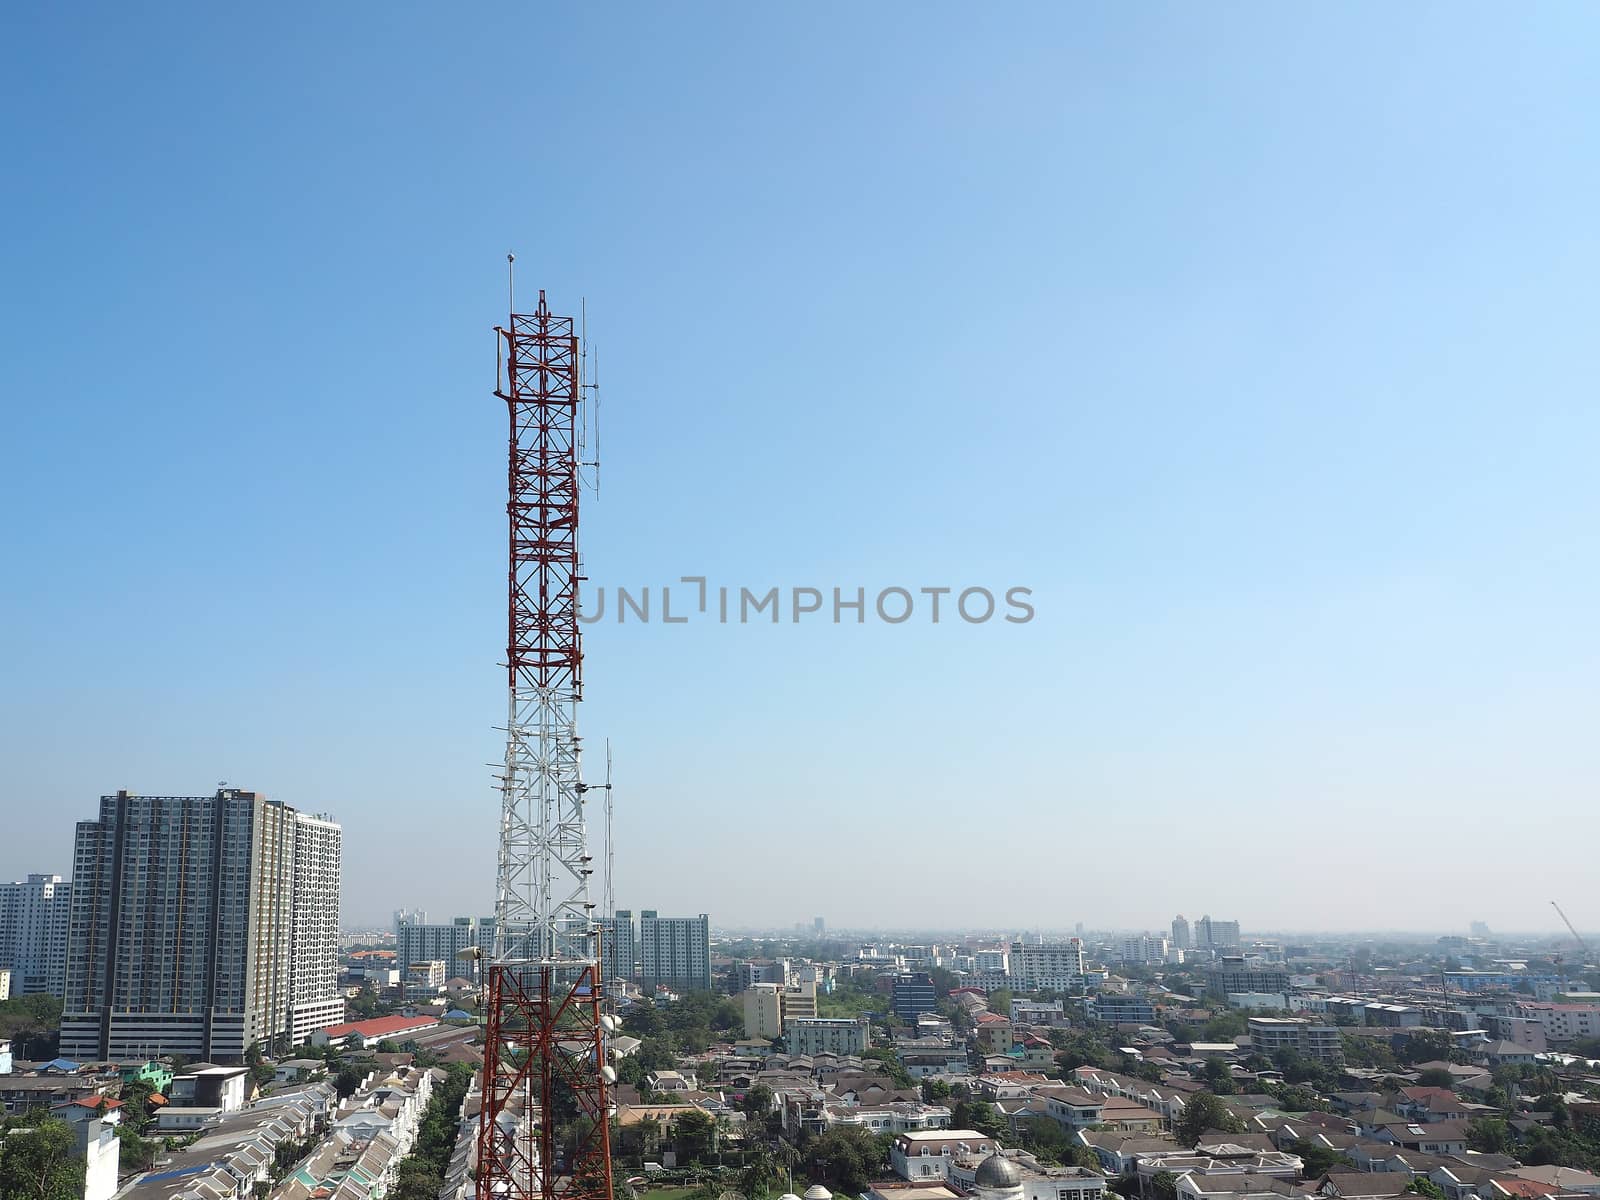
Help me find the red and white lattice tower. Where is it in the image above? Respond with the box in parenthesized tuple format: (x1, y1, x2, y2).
(477, 278, 613, 1200)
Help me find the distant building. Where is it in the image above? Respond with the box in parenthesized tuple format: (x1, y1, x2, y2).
(1119, 935, 1169, 966)
(1171, 915, 1191, 952)
(638, 910, 711, 991)
(0, 873, 73, 995)
(893, 972, 937, 1022)
(1205, 956, 1288, 999)
(396, 915, 493, 979)
(598, 909, 638, 981)
(1011, 999, 1065, 1024)
(744, 983, 784, 1040)
(789, 1016, 871, 1056)
(60, 788, 343, 1062)
(1087, 997, 1156, 1025)
(1007, 941, 1088, 991)
(1195, 916, 1241, 950)
(1246, 1016, 1342, 1061)
(405, 960, 446, 999)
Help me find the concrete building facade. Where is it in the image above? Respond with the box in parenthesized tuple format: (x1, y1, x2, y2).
(638, 910, 711, 991)
(788, 1016, 871, 1056)
(0, 873, 73, 995)
(60, 789, 343, 1062)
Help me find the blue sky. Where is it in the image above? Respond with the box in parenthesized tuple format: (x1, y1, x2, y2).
(4, 3, 1598, 934)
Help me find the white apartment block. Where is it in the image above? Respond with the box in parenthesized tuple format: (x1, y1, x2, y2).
(395, 915, 493, 978)
(1119, 934, 1169, 965)
(639, 910, 711, 991)
(974, 949, 1010, 973)
(0, 873, 73, 995)
(1006, 940, 1088, 991)
(1519, 1003, 1600, 1042)
(788, 1016, 871, 1057)
(289, 814, 344, 1045)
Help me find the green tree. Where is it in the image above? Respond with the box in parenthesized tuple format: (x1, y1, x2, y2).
(1018, 1116, 1074, 1164)
(951, 1100, 1007, 1141)
(1466, 1118, 1511, 1154)
(392, 1157, 444, 1200)
(675, 1110, 717, 1163)
(1416, 1068, 1456, 1090)
(1203, 1012, 1247, 1041)
(1406, 1180, 1445, 1200)
(1152, 1171, 1178, 1200)
(803, 1126, 888, 1194)
(114, 1125, 158, 1172)
(1175, 1094, 1243, 1147)
(334, 1063, 365, 1098)
(1204, 1058, 1237, 1095)
(742, 1083, 775, 1118)
(0, 1119, 88, 1200)
(862, 1047, 914, 1088)
(1290, 1139, 1354, 1178)
(1398, 1031, 1453, 1066)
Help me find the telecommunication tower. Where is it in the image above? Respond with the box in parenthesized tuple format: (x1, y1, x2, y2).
(477, 265, 614, 1200)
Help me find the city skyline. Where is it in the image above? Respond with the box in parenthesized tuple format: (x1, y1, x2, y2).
(5, 5, 1600, 932)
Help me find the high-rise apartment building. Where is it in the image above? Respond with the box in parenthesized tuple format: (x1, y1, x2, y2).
(395, 915, 494, 978)
(1195, 916, 1241, 951)
(1171, 915, 1191, 951)
(0, 874, 73, 995)
(638, 910, 711, 992)
(60, 789, 342, 1063)
(598, 910, 639, 983)
(1008, 939, 1088, 990)
(1120, 934, 1169, 965)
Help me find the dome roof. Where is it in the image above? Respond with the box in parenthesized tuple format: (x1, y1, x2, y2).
(803, 1187, 833, 1200)
(974, 1153, 1024, 1190)
(779, 1194, 803, 1200)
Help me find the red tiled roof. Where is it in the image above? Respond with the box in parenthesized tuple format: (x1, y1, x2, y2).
(1493, 1181, 1554, 1198)
(319, 1014, 439, 1039)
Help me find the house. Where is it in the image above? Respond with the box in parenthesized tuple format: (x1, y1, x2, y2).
(1320, 1174, 1415, 1198)
(1370, 1121, 1468, 1156)
(309, 1013, 441, 1050)
(1137, 1147, 1303, 1196)
(975, 1012, 1016, 1053)
(169, 1065, 252, 1115)
(1501, 1167, 1600, 1196)
(1075, 1130, 1180, 1176)
(891, 1131, 999, 1182)
(0, 1073, 106, 1115)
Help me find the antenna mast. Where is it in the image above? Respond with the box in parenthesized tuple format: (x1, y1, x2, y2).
(478, 274, 614, 1200)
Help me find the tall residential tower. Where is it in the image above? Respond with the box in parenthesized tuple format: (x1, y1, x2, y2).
(0, 874, 73, 995)
(60, 789, 342, 1063)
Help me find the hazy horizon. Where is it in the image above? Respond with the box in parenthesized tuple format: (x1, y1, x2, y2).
(5, 4, 1599, 935)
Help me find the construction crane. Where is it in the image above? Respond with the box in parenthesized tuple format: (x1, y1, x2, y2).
(475, 264, 614, 1200)
(1552, 901, 1593, 967)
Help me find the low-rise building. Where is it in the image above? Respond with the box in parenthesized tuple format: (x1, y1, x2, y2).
(892, 1130, 999, 1182)
(1247, 1017, 1343, 1062)
(789, 1017, 871, 1057)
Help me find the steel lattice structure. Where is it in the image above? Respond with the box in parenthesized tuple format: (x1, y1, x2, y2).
(478, 288, 613, 1200)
